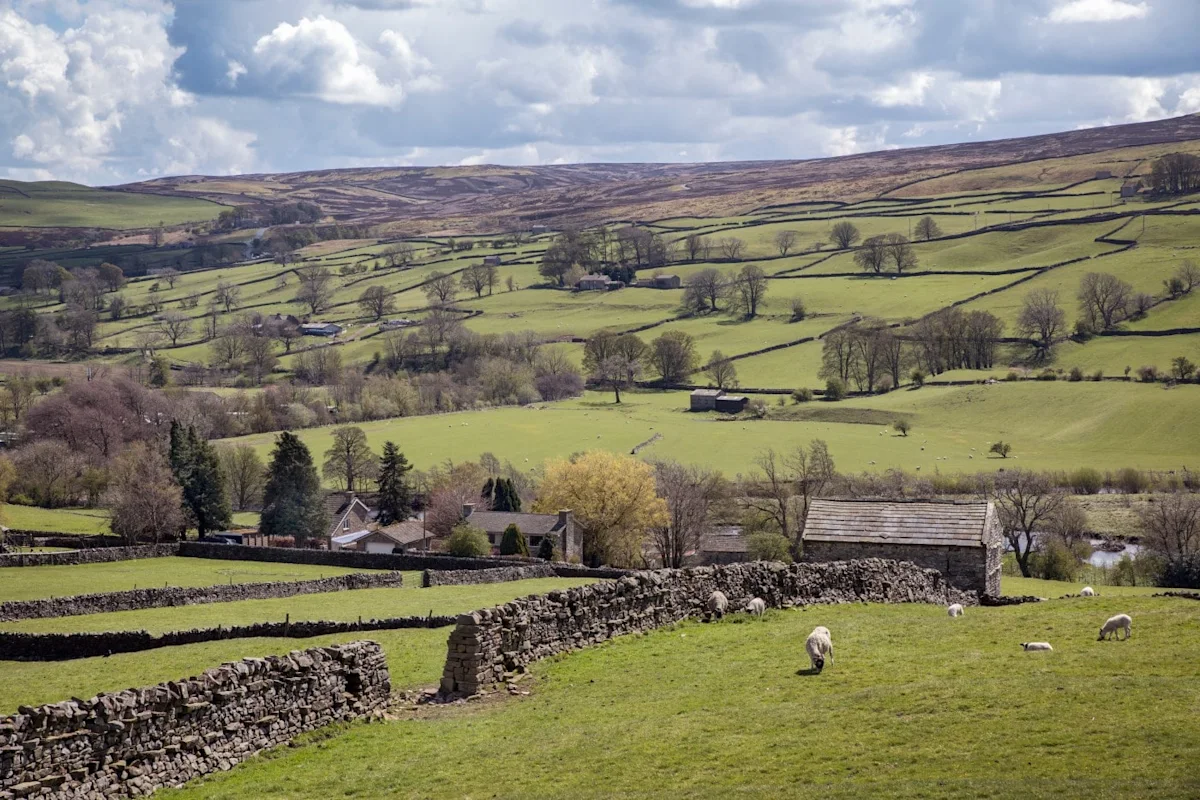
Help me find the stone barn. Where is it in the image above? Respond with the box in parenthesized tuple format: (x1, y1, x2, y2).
(801, 499, 1002, 596)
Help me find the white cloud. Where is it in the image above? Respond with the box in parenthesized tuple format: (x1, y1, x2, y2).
(155, 117, 258, 176)
(1047, 0, 1150, 24)
(226, 60, 247, 86)
(250, 15, 406, 106)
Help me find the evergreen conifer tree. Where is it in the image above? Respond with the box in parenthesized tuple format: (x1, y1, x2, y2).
(499, 523, 529, 556)
(261, 432, 327, 545)
(168, 421, 231, 537)
(376, 441, 414, 525)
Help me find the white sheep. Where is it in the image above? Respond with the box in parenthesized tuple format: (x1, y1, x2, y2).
(1080, 586, 1095, 596)
(805, 625, 834, 672)
(745, 597, 766, 617)
(1020, 642, 1053, 652)
(707, 590, 729, 621)
(1098, 613, 1132, 641)
(947, 603, 964, 618)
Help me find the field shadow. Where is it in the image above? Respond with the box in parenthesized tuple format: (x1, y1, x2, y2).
(795, 666, 824, 677)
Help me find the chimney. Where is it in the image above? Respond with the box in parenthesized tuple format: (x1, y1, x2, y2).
(558, 509, 571, 526)
(462, 502, 475, 518)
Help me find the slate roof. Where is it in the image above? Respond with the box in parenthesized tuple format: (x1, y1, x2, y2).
(465, 511, 566, 536)
(803, 499, 991, 548)
(378, 520, 428, 545)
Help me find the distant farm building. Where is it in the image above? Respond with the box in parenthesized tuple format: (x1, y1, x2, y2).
(649, 274, 682, 289)
(690, 388, 724, 411)
(1094, 170, 1113, 180)
(378, 318, 415, 331)
(714, 395, 748, 414)
(530, 225, 550, 235)
(300, 322, 343, 337)
(576, 274, 614, 291)
(801, 499, 1002, 596)
(1120, 180, 1143, 198)
(483, 255, 502, 267)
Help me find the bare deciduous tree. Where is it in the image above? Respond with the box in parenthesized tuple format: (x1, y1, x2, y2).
(854, 235, 889, 274)
(1017, 289, 1066, 358)
(156, 311, 192, 347)
(1077, 271, 1132, 331)
(703, 350, 738, 389)
(990, 470, 1065, 578)
(914, 216, 942, 241)
(684, 268, 728, 313)
(296, 267, 334, 315)
(218, 444, 266, 512)
(774, 230, 799, 257)
(882, 233, 918, 274)
(423, 271, 459, 306)
(651, 461, 726, 568)
(215, 281, 240, 313)
(731, 264, 768, 317)
(357, 285, 395, 320)
(830, 221, 861, 250)
(719, 237, 745, 261)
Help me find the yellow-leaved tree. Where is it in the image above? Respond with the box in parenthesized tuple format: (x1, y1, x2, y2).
(535, 451, 667, 567)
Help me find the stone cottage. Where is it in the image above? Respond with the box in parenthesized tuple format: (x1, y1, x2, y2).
(460, 504, 579, 561)
(800, 498, 1002, 596)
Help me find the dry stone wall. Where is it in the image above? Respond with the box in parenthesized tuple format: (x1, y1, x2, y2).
(422, 564, 557, 587)
(0, 641, 389, 799)
(0, 545, 179, 569)
(0, 616, 455, 661)
(441, 558, 972, 695)
(179, 542, 544, 571)
(0, 572, 405, 622)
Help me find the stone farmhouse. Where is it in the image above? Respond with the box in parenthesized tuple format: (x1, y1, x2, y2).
(800, 498, 1002, 596)
(460, 503, 579, 560)
(326, 494, 372, 543)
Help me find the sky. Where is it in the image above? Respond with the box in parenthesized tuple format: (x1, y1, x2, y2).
(2, 0, 1200, 185)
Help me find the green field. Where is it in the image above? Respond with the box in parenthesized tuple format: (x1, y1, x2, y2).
(160, 585, 1200, 799)
(0, 181, 226, 229)
(1, 504, 112, 534)
(219, 382, 1200, 479)
(0, 556, 365, 602)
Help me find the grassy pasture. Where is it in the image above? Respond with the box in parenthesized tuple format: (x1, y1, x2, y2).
(218, 383, 1200, 478)
(0, 557, 365, 602)
(1, 504, 111, 535)
(161, 588, 1200, 799)
(0, 181, 226, 229)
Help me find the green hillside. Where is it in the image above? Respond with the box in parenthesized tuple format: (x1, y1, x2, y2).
(0, 180, 226, 229)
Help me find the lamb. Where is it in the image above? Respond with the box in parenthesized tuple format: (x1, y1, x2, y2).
(1099, 613, 1132, 641)
(947, 603, 964, 618)
(744, 597, 766, 617)
(1020, 642, 1053, 652)
(707, 590, 729, 621)
(805, 626, 834, 672)
(1080, 586, 1095, 596)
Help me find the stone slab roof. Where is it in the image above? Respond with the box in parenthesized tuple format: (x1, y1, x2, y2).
(465, 511, 566, 536)
(803, 499, 991, 548)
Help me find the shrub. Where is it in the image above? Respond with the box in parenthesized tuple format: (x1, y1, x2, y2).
(747, 398, 769, 418)
(445, 523, 490, 557)
(791, 388, 813, 403)
(1113, 467, 1148, 495)
(893, 419, 911, 437)
(1073, 319, 1094, 340)
(789, 298, 807, 321)
(1136, 365, 1159, 383)
(1005, 370, 1021, 382)
(910, 369, 925, 387)
(1068, 467, 1103, 495)
(1068, 367, 1084, 382)
(1031, 538, 1083, 582)
(1158, 554, 1200, 589)
(498, 523, 529, 556)
(746, 532, 792, 563)
(823, 378, 846, 401)
(536, 536, 558, 561)
(1038, 369, 1058, 381)
(1090, 370, 1104, 381)
(876, 375, 893, 393)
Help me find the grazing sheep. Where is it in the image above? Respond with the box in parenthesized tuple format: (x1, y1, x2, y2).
(805, 625, 834, 672)
(1099, 614, 1132, 641)
(745, 597, 766, 617)
(1080, 586, 1095, 596)
(1021, 642, 1053, 652)
(947, 603, 964, 618)
(707, 591, 729, 620)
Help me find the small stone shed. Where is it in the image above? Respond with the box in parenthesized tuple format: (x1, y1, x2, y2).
(801, 498, 1002, 596)
(690, 388, 724, 411)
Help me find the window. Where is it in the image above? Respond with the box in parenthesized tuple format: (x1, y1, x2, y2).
(343, 518, 349, 531)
